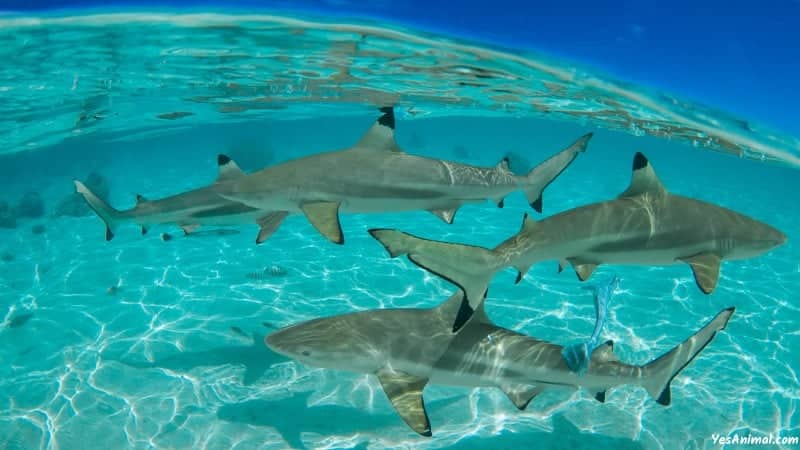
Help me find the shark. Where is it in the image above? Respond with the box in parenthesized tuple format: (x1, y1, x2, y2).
(73, 155, 288, 243)
(74, 107, 590, 244)
(369, 152, 786, 331)
(266, 292, 735, 436)
(218, 107, 593, 244)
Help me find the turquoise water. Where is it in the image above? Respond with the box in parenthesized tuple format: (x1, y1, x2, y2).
(1, 12, 798, 450)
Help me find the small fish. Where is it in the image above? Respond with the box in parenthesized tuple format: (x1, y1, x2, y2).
(31, 224, 46, 235)
(107, 285, 122, 296)
(7, 312, 34, 328)
(246, 265, 288, 280)
(230, 326, 248, 338)
(562, 275, 619, 374)
(156, 111, 194, 120)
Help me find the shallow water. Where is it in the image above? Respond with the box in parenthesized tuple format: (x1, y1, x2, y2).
(0, 12, 798, 450)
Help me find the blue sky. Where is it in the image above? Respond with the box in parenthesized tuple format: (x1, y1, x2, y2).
(3, 0, 798, 136)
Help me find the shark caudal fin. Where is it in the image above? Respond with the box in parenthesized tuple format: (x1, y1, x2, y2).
(641, 307, 735, 405)
(73, 179, 124, 241)
(368, 229, 500, 332)
(524, 133, 593, 213)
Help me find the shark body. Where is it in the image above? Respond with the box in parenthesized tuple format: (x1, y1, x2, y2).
(220, 107, 593, 244)
(75, 108, 591, 244)
(370, 152, 786, 331)
(266, 292, 734, 436)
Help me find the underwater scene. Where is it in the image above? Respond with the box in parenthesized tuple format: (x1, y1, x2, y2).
(1, 9, 799, 450)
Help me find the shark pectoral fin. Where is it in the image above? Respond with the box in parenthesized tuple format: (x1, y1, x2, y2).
(680, 253, 721, 294)
(375, 369, 431, 437)
(569, 259, 598, 282)
(181, 224, 200, 235)
(619, 152, 666, 198)
(354, 107, 403, 153)
(428, 208, 458, 224)
(499, 384, 545, 410)
(216, 154, 246, 182)
(255, 211, 289, 244)
(301, 201, 344, 244)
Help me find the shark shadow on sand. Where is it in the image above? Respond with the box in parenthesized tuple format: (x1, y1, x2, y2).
(217, 391, 460, 450)
(104, 331, 286, 386)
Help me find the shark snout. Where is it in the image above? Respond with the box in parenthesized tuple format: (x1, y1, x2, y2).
(264, 333, 286, 354)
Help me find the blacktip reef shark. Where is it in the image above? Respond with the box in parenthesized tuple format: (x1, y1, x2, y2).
(266, 292, 735, 436)
(218, 107, 593, 244)
(370, 152, 786, 331)
(73, 155, 289, 243)
(75, 107, 591, 244)
(562, 275, 618, 374)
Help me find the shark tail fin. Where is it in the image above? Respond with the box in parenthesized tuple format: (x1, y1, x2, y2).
(73, 179, 123, 241)
(641, 307, 734, 406)
(368, 229, 501, 332)
(523, 132, 592, 213)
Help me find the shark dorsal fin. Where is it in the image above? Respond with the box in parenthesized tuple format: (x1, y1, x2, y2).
(216, 154, 245, 182)
(472, 300, 491, 324)
(520, 213, 538, 233)
(375, 368, 431, 436)
(619, 152, 666, 198)
(496, 157, 511, 173)
(591, 340, 618, 363)
(354, 107, 403, 153)
(135, 194, 148, 205)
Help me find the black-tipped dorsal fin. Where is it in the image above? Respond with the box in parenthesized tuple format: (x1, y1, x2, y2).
(591, 340, 618, 363)
(499, 384, 545, 410)
(496, 157, 511, 172)
(135, 194, 148, 205)
(520, 213, 538, 233)
(472, 299, 491, 324)
(619, 152, 666, 198)
(216, 154, 245, 182)
(354, 107, 403, 153)
(375, 368, 431, 437)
